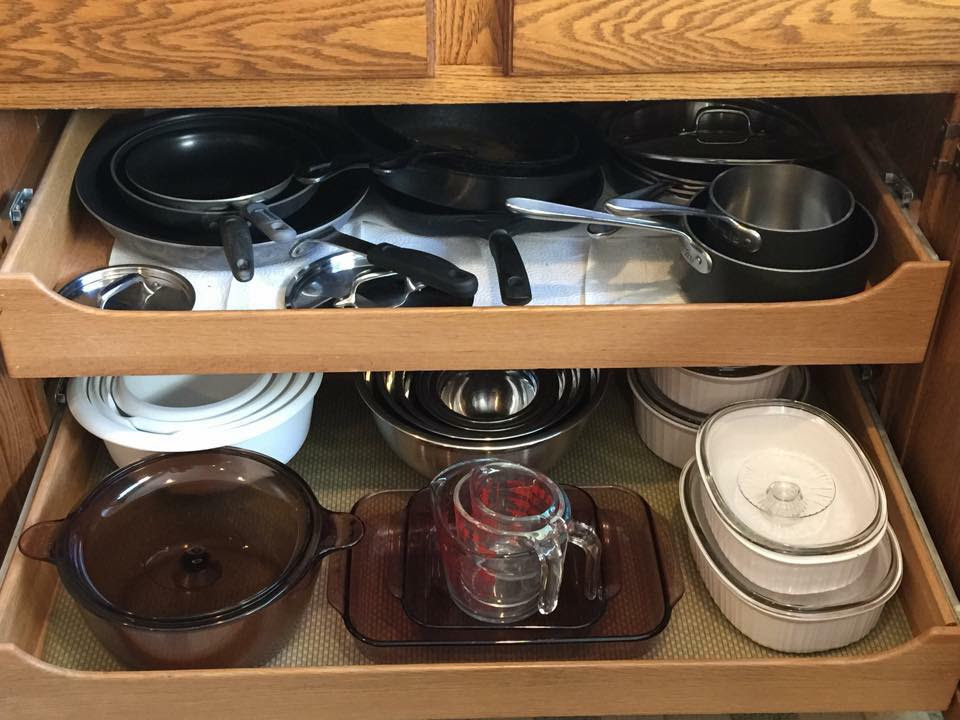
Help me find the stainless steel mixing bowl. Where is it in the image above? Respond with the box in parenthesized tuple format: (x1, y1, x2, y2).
(356, 369, 609, 476)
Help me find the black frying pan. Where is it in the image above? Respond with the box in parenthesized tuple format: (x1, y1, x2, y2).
(340, 105, 601, 213)
(110, 114, 354, 280)
(373, 171, 604, 305)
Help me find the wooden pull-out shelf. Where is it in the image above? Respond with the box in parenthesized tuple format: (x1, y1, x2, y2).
(0, 109, 949, 378)
(0, 367, 957, 719)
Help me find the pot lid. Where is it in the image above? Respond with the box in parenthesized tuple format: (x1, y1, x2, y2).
(59, 264, 195, 311)
(695, 401, 886, 555)
(607, 100, 830, 166)
(26, 449, 322, 628)
(285, 251, 470, 310)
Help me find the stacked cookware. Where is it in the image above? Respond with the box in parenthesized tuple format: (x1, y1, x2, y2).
(507, 161, 878, 303)
(626, 365, 809, 467)
(75, 109, 478, 302)
(342, 105, 605, 305)
(680, 401, 902, 652)
(356, 368, 609, 476)
(602, 100, 832, 199)
(67, 371, 322, 465)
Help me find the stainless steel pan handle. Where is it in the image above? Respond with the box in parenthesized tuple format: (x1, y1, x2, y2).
(604, 197, 761, 253)
(505, 197, 713, 274)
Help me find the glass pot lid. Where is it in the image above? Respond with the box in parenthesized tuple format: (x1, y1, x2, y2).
(682, 461, 901, 616)
(19, 449, 325, 628)
(695, 400, 886, 555)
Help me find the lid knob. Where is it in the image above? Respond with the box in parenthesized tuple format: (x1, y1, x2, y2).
(174, 545, 222, 590)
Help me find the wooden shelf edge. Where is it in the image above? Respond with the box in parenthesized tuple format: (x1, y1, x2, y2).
(0, 64, 957, 109)
(1, 629, 959, 719)
(0, 257, 948, 377)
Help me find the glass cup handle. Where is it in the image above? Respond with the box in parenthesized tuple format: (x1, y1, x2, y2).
(530, 518, 569, 616)
(567, 520, 602, 601)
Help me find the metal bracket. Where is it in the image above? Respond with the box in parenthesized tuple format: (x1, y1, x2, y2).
(933, 143, 960, 177)
(941, 119, 960, 143)
(1, 187, 33, 227)
(882, 171, 915, 207)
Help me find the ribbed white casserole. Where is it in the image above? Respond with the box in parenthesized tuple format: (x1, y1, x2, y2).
(680, 459, 902, 653)
(651, 365, 791, 415)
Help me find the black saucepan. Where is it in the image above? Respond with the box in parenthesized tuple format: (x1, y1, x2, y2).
(506, 191, 877, 302)
(679, 189, 876, 301)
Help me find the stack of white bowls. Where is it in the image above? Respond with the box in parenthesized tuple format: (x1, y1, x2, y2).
(680, 400, 902, 653)
(627, 365, 807, 467)
(67, 372, 323, 465)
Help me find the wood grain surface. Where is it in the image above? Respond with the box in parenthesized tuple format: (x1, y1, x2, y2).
(0, 110, 61, 556)
(0, 64, 958, 109)
(510, 0, 960, 76)
(0, 0, 431, 82)
(436, 0, 503, 64)
(0, 369, 958, 719)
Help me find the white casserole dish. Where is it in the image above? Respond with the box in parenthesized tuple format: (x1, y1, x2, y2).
(651, 365, 791, 415)
(680, 459, 902, 653)
(627, 367, 809, 470)
(695, 400, 888, 593)
(67, 373, 322, 465)
(626, 368, 697, 468)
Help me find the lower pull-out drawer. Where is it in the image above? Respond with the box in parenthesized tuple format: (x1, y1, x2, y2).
(0, 366, 957, 719)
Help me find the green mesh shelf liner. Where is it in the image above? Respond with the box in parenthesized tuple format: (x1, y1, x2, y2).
(40, 374, 912, 670)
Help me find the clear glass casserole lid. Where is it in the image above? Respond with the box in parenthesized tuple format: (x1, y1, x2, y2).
(695, 400, 886, 555)
(681, 460, 901, 615)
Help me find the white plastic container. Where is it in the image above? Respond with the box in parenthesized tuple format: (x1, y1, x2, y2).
(696, 400, 888, 594)
(651, 365, 791, 415)
(680, 459, 902, 653)
(626, 368, 697, 468)
(113, 373, 272, 422)
(108, 373, 294, 434)
(67, 373, 322, 465)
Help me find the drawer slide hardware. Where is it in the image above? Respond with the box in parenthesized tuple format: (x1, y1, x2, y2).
(2, 187, 34, 227)
(882, 171, 915, 207)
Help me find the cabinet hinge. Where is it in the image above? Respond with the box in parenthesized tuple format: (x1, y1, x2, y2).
(932, 143, 960, 177)
(2, 187, 34, 227)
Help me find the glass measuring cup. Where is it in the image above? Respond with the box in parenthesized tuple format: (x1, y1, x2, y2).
(430, 459, 601, 623)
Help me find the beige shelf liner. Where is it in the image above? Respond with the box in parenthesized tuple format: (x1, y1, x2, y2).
(40, 374, 911, 670)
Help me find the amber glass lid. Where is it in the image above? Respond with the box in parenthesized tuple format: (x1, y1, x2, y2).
(51, 449, 320, 628)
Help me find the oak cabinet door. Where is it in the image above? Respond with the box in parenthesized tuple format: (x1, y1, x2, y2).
(0, 0, 431, 82)
(510, 0, 960, 76)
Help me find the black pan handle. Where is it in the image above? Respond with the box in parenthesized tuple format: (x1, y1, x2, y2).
(371, 146, 469, 174)
(296, 156, 371, 185)
(364, 244, 478, 301)
(219, 216, 255, 282)
(488, 229, 532, 306)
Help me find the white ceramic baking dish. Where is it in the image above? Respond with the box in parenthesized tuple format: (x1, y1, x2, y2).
(680, 459, 902, 653)
(695, 400, 888, 594)
(626, 368, 697, 468)
(651, 365, 791, 415)
(627, 367, 809, 470)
